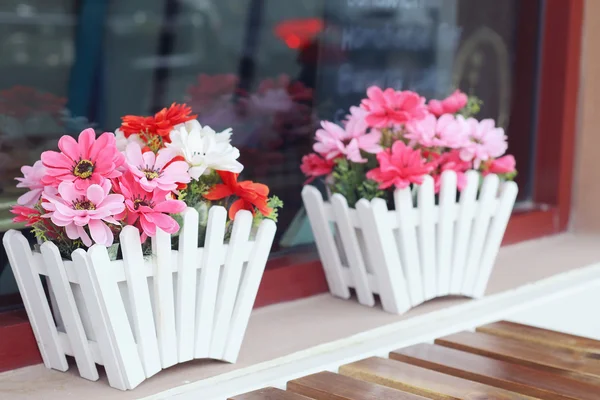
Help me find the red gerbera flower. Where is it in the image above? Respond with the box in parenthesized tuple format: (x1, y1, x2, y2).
(203, 171, 272, 220)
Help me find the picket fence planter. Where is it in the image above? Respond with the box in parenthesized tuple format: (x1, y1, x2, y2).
(2, 206, 276, 391)
(302, 170, 518, 314)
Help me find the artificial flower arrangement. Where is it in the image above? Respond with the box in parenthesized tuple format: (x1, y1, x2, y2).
(301, 87, 517, 205)
(11, 103, 282, 259)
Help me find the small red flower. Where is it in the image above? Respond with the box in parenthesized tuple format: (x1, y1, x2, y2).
(10, 205, 42, 227)
(120, 103, 197, 145)
(204, 171, 272, 220)
(366, 141, 433, 189)
(300, 153, 335, 183)
(426, 150, 472, 193)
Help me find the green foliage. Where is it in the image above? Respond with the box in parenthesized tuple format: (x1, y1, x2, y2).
(458, 95, 483, 118)
(252, 196, 284, 228)
(330, 156, 385, 207)
(178, 172, 220, 207)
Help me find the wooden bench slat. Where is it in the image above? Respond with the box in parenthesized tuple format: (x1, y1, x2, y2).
(435, 331, 600, 385)
(477, 321, 600, 356)
(287, 371, 426, 400)
(229, 387, 312, 400)
(340, 356, 532, 400)
(390, 343, 600, 400)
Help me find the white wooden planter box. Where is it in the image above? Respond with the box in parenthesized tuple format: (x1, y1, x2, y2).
(302, 170, 518, 314)
(2, 207, 276, 391)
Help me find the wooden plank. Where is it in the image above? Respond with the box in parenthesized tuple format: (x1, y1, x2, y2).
(477, 321, 600, 357)
(120, 226, 161, 378)
(331, 194, 375, 307)
(436, 171, 457, 297)
(229, 387, 312, 400)
(176, 207, 199, 363)
(2, 231, 68, 372)
(390, 343, 600, 400)
(195, 206, 227, 358)
(41, 241, 98, 381)
(287, 371, 426, 399)
(416, 176, 436, 300)
(340, 356, 532, 400)
(435, 331, 600, 385)
(210, 210, 253, 359)
(301, 186, 351, 299)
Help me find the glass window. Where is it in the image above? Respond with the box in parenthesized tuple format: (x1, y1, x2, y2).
(0, 0, 542, 309)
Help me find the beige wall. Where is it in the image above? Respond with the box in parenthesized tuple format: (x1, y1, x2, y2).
(572, 0, 600, 232)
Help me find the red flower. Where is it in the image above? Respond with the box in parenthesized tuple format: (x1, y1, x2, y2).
(426, 150, 472, 193)
(300, 153, 335, 183)
(427, 90, 468, 117)
(482, 155, 516, 176)
(10, 205, 42, 227)
(204, 171, 272, 220)
(360, 86, 428, 129)
(120, 103, 197, 145)
(366, 141, 433, 189)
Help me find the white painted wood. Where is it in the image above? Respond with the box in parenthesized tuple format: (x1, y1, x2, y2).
(394, 187, 424, 306)
(176, 208, 199, 363)
(87, 245, 145, 390)
(356, 199, 411, 314)
(301, 186, 350, 299)
(41, 241, 98, 381)
(72, 249, 127, 390)
(210, 210, 253, 359)
(223, 219, 277, 362)
(152, 228, 178, 369)
(417, 176, 437, 300)
(2, 231, 68, 371)
(449, 170, 479, 294)
(195, 206, 227, 358)
(472, 181, 519, 297)
(120, 226, 161, 378)
(436, 171, 457, 297)
(330, 194, 374, 307)
(462, 174, 500, 296)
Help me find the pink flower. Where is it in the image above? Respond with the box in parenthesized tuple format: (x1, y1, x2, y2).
(459, 118, 508, 168)
(41, 180, 125, 247)
(428, 90, 468, 116)
(116, 172, 187, 242)
(427, 150, 472, 193)
(301, 153, 335, 183)
(313, 112, 381, 163)
(360, 86, 428, 128)
(482, 155, 516, 176)
(15, 160, 46, 207)
(124, 143, 191, 192)
(366, 141, 432, 189)
(405, 114, 469, 149)
(41, 128, 125, 191)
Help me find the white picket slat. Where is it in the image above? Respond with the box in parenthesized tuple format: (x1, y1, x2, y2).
(176, 208, 199, 363)
(356, 199, 411, 314)
(462, 174, 500, 296)
(3, 231, 68, 371)
(393, 188, 423, 306)
(436, 171, 458, 297)
(301, 186, 350, 299)
(331, 194, 374, 307)
(472, 181, 519, 297)
(120, 226, 161, 378)
(223, 219, 277, 362)
(210, 210, 253, 359)
(41, 242, 98, 381)
(151, 228, 178, 369)
(87, 245, 145, 390)
(72, 249, 127, 390)
(449, 170, 479, 294)
(417, 176, 437, 300)
(194, 206, 227, 358)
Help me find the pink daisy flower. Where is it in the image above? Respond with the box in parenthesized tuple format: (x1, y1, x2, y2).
(15, 160, 46, 207)
(366, 141, 433, 189)
(115, 172, 187, 242)
(427, 89, 468, 117)
(124, 143, 191, 192)
(360, 86, 428, 129)
(41, 180, 125, 247)
(41, 128, 125, 191)
(405, 114, 469, 149)
(459, 118, 508, 168)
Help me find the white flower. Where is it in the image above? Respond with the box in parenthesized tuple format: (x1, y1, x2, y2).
(167, 123, 243, 180)
(115, 128, 144, 152)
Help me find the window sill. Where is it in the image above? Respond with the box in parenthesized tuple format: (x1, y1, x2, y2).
(1, 232, 600, 399)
